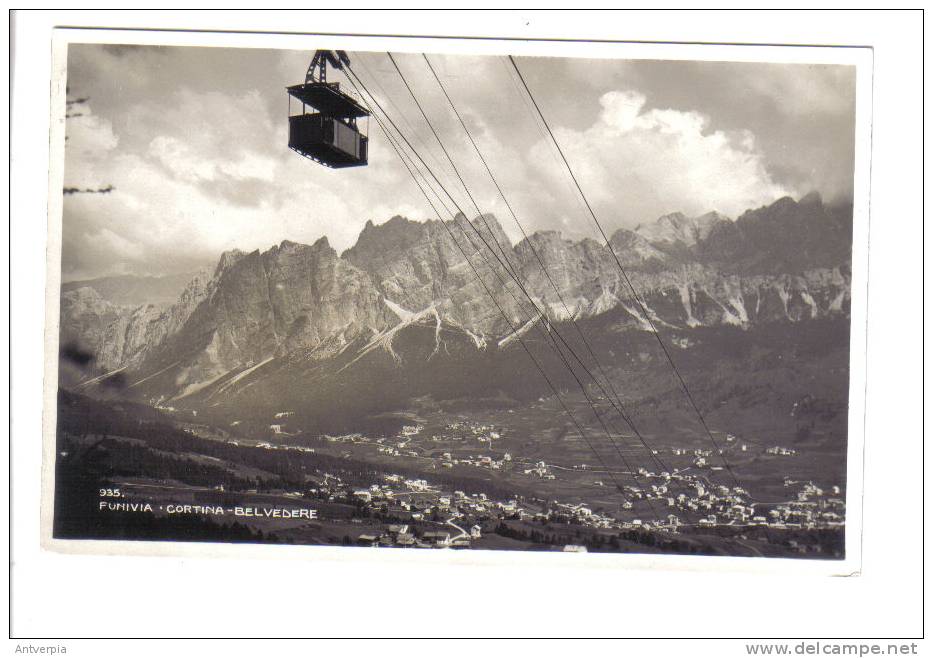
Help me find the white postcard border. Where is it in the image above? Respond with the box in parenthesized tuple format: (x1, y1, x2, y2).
(39, 26, 874, 579)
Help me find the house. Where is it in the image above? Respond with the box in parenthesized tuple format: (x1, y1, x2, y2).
(422, 531, 450, 546)
(411, 495, 436, 509)
(563, 545, 587, 553)
(357, 534, 379, 545)
(470, 525, 482, 539)
(386, 506, 413, 520)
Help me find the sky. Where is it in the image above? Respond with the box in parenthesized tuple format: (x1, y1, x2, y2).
(61, 44, 856, 281)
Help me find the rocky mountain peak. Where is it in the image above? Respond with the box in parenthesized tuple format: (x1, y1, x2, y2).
(694, 211, 729, 239)
(344, 215, 431, 269)
(635, 211, 724, 247)
(214, 248, 248, 276)
(517, 229, 564, 249)
(310, 235, 332, 252)
(798, 190, 824, 207)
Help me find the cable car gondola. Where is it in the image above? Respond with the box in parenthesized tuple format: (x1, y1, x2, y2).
(287, 50, 369, 168)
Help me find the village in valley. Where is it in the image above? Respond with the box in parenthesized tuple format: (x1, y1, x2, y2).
(112, 406, 846, 557)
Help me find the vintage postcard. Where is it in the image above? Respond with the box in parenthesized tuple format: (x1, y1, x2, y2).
(42, 28, 872, 572)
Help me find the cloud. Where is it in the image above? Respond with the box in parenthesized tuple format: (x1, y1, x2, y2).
(59, 45, 854, 281)
(521, 89, 794, 227)
(63, 112, 119, 190)
(745, 64, 855, 117)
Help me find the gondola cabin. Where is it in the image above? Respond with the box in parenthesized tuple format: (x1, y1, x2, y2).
(287, 50, 369, 168)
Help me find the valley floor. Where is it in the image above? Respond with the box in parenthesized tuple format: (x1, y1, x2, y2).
(52, 389, 846, 559)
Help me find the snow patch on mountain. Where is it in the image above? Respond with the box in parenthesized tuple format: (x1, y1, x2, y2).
(173, 369, 231, 401)
(587, 288, 618, 317)
(211, 356, 276, 398)
(384, 297, 416, 322)
(498, 316, 539, 348)
(800, 291, 819, 319)
(618, 302, 654, 332)
(678, 284, 700, 328)
(464, 327, 487, 350)
(342, 301, 443, 369)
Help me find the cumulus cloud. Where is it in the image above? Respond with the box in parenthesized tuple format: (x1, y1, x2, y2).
(457, 87, 795, 243)
(530, 89, 794, 224)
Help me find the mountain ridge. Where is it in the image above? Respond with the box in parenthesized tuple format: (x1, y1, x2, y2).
(59, 193, 853, 404)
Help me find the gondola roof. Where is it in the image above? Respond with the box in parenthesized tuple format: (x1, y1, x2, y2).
(286, 82, 369, 118)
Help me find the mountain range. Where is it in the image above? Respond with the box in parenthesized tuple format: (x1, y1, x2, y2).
(61, 272, 199, 308)
(59, 192, 853, 427)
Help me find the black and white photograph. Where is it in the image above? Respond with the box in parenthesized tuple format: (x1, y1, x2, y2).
(47, 35, 868, 562)
(9, 7, 928, 648)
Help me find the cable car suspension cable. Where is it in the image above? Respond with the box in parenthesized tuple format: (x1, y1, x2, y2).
(507, 55, 742, 490)
(346, 59, 664, 508)
(382, 54, 676, 484)
(346, 68, 645, 504)
(421, 53, 680, 481)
